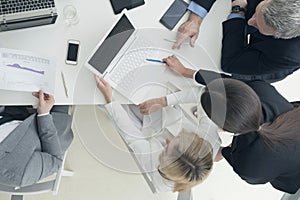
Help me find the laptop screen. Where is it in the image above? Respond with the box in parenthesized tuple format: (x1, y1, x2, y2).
(88, 14, 135, 74)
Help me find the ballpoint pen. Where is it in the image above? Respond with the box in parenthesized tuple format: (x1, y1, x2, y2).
(163, 38, 189, 45)
(145, 59, 165, 63)
(61, 71, 69, 98)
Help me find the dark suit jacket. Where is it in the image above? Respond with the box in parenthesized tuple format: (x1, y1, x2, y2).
(192, 0, 300, 82)
(195, 69, 300, 194)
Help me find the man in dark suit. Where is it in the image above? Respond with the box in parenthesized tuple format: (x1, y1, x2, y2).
(173, 0, 300, 82)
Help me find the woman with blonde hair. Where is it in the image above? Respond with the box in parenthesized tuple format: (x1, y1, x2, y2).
(158, 130, 213, 192)
(95, 76, 217, 192)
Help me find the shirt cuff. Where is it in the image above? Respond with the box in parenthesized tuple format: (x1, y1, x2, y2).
(188, 1, 208, 19)
(193, 70, 199, 84)
(166, 94, 179, 106)
(227, 13, 245, 20)
(37, 112, 50, 117)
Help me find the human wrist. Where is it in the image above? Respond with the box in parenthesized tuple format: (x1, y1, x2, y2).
(37, 108, 51, 115)
(105, 96, 112, 103)
(182, 68, 196, 79)
(188, 12, 202, 25)
(159, 97, 167, 107)
(231, 0, 247, 8)
(231, 5, 246, 15)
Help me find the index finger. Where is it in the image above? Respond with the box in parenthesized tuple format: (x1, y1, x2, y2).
(163, 57, 171, 66)
(32, 91, 39, 98)
(138, 102, 145, 108)
(95, 75, 100, 81)
(173, 33, 188, 49)
(38, 90, 44, 100)
(100, 77, 110, 87)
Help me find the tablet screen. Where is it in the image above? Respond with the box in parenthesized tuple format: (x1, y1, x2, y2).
(88, 14, 135, 74)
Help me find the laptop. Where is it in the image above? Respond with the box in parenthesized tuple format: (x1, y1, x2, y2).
(0, 0, 57, 32)
(85, 13, 168, 104)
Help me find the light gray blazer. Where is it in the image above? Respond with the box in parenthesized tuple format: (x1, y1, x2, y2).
(0, 107, 73, 187)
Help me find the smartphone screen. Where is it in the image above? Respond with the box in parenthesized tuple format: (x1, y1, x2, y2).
(159, 0, 188, 30)
(66, 40, 79, 65)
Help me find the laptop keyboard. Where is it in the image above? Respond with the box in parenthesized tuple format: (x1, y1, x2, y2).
(110, 48, 155, 90)
(0, 0, 55, 15)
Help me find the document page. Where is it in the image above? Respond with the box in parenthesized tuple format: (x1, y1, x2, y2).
(0, 48, 56, 94)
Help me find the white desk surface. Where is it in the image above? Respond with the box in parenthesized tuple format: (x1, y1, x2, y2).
(0, 0, 299, 105)
(0, 0, 226, 106)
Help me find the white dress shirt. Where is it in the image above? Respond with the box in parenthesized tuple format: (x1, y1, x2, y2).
(0, 120, 22, 143)
(103, 102, 174, 192)
(103, 97, 221, 192)
(0, 113, 49, 144)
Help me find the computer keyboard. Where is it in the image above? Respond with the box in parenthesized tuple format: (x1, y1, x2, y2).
(0, 0, 55, 15)
(110, 48, 155, 90)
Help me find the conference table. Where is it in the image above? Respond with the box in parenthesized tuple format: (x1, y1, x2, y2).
(0, 0, 228, 106)
(0, 0, 299, 106)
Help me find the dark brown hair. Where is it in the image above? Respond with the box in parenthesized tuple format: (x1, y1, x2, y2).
(201, 78, 300, 145)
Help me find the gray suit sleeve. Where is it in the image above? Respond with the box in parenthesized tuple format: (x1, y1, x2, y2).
(21, 114, 63, 186)
(36, 114, 63, 158)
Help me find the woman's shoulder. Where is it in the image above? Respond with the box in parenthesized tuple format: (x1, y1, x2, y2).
(246, 81, 293, 122)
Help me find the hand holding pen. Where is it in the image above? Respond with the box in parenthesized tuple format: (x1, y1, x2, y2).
(146, 55, 196, 79)
(145, 58, 165, 63)
(162, 55, 188, 76)
(146, 55, 186, 74)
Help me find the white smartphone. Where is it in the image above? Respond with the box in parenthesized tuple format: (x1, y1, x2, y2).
(66, 40, 80, 65)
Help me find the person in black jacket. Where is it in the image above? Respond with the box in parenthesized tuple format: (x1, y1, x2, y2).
(139, 55, 300, 194)
(201, 78, 300, 194)
(173, 0, 300, 82)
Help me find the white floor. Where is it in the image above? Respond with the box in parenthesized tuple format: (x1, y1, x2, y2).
(0, 106, 284, 200)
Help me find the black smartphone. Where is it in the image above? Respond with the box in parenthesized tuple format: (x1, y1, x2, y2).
(66, 40, 80, 65)
(159, 0, 189, 30)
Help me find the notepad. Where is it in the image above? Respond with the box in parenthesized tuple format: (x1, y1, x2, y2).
(110, 0, 145, 14)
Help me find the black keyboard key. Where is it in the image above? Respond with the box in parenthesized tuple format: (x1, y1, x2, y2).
(0, 0, 56, 14)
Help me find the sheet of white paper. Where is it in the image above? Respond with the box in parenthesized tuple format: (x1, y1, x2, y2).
(0, 48, 56, 94)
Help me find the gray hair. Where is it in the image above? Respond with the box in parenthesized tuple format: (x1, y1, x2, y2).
(263, 0, 300, 39)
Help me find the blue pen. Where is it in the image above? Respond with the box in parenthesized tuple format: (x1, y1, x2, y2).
(146, 59, 165, 63)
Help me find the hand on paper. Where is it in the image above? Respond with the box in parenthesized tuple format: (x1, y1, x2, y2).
(95, 76, 112, 103)
(32, 90, 55, 114)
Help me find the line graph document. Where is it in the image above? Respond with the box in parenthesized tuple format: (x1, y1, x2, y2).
(0, 48, 56, 94)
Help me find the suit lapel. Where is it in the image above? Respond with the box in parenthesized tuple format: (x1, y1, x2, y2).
(0, 114, 35, 156)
